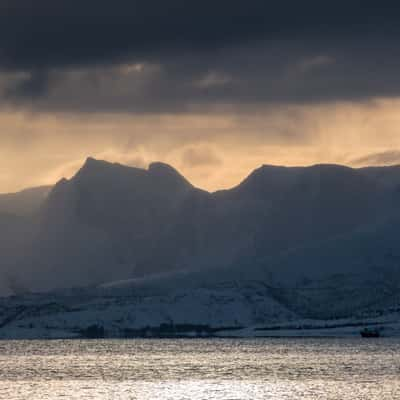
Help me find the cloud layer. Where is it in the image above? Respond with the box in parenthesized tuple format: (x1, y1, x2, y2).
(2, 1, 397, 70)
(1, 2, 400, 111)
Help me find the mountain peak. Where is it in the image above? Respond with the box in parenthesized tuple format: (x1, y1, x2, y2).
(85, 156, 97, 164)
(73, 157, 146, 182)
(148, 161, 181, 178)
(148, 161, 193, 189)
(80, 156, 111, 172)
(46, 158, 193, 213)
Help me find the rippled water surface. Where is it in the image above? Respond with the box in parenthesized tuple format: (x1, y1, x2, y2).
(1, 338, 400, 399)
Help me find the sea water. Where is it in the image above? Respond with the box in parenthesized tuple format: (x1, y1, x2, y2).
(0, 338, 399, 399)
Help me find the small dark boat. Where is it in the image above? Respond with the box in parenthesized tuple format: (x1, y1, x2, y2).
(360, 327, 381, 338)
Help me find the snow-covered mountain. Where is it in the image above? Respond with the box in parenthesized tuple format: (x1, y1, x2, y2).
(1, 157, 400, 336)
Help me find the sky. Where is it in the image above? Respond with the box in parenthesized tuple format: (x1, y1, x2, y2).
(2, 1, 400, 192)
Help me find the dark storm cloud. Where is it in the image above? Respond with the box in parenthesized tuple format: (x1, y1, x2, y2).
(1, 1, 398, 70)
(1, 1, 400, 110)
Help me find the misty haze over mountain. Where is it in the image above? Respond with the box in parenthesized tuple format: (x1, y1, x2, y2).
(1, 157, 400, 302)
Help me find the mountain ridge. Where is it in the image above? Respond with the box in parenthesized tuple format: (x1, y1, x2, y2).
(2, 157, 400, 302)
(0, 157, 400, 337)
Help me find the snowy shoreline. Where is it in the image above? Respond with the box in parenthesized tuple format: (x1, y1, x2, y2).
(1, 279, 400, 340)
(1, 318, 399, 340)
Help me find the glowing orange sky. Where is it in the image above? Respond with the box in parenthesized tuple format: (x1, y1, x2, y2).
(2, 98, 400, 193)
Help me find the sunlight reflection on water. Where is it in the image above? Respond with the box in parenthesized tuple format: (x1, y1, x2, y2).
(0, 338, 399, 399)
